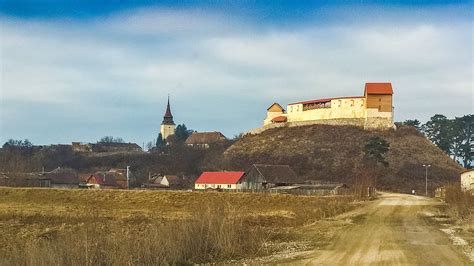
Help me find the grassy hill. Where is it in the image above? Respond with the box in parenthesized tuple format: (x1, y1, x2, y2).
(224, 124, 463, 193)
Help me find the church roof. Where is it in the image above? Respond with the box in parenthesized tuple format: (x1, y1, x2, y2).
(162, 96, 175, 125)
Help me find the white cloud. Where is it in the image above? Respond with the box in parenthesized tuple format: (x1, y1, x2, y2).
(0, 6, 472, 144)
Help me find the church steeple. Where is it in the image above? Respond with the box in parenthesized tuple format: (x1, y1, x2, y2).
(160, 95, 176, 141)
(161, 95, 175, 125)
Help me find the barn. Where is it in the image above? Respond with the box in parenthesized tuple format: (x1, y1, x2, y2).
(240, 164, 303, 190)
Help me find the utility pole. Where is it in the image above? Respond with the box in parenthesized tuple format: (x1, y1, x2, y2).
(126, 166, 130, 190)
(423, 164, 431, 196)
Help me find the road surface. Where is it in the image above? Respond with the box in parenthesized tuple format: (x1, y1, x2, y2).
(287, 193, 472, 265)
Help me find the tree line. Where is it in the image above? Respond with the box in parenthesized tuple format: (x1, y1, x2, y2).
(400, 114, 473, 168)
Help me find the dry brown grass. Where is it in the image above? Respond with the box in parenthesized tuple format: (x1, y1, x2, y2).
(444, 185, 474, 220)
(0, 188, 356, 264)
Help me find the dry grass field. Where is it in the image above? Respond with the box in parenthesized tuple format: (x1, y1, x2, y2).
(0, 188, 357, 265)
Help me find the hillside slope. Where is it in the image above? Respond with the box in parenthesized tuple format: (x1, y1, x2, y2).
(224, 125, 463, 193)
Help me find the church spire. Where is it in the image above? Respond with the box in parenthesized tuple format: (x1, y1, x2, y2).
(162, 94, 175, 125)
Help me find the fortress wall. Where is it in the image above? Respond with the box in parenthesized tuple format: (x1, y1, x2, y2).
(286, 98, 365, 122)
(287, 118, 365, 128)
(364, 117, 394, 130)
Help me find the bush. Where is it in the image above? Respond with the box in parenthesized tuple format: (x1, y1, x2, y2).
(444, 184, 474, 219)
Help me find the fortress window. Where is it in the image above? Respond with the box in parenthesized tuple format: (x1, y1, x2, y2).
(338, 100, 342, 107)
(351, 100, 354, 106)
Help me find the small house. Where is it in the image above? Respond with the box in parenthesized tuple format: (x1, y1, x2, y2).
(142, 174, 183, 189)
(84, 173, 118, 189)
(185, 132, 227, 148)
(241, 164, 303, 190)
(461, 169, 474, 193)
(194, 171, 245, 190)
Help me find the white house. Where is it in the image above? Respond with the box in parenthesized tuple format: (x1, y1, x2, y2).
(194, 171, 245, 190)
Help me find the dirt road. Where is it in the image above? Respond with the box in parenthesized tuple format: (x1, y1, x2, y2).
(286, 193, 472, 265)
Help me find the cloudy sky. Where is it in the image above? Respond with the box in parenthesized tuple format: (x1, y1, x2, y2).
(0, 1, 472, 146)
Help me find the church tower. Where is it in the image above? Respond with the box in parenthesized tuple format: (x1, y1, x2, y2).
(160, 96, 176, 140)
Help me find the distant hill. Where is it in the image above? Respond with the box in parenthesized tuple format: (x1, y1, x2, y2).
(223, 125, 463, 193)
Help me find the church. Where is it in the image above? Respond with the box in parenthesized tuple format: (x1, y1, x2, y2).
(160, 96, 176, 140)
(261, 82, 394, 131)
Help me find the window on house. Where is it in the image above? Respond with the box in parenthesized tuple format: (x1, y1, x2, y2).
(217, 185, 221, 188)
(227, 184, 232, 188)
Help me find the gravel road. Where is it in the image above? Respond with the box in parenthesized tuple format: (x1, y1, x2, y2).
(290, 193, 472, 265)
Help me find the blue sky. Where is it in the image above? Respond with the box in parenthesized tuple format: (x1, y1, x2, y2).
(0, 1, 472, 146)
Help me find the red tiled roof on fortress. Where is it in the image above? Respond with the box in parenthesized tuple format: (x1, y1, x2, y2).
(195, 171, 245, 184)
(289, 96, 364, 106)
(365, 82, 393, 95)
(271, 116, 287, 123)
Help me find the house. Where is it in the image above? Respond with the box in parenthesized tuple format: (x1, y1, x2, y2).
(83, 173, 119, 189)
(194, 171, 245, 190)
(142, 174, 183, 189)
(461, 169, 474, 193)
(261, 82, 394, 130)
(240, 164, 303, 190)
(41, 167, 79, 188)
(185, 132, 227, 148)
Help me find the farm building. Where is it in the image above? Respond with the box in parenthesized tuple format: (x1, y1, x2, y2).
(41, 167, 79, 188)
(194, 171, 245, 190)
(185, 132, 227, 148)
(269, 183, 349, 195)
(240, 164, 303, 190)
(461, 169, 474, 193)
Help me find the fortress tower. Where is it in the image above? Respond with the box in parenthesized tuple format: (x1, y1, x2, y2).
(160, 96, 176, 140)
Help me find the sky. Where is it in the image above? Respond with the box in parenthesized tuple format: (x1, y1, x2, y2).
(0, 0, 472, 146)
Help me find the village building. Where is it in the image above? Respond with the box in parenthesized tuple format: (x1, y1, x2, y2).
(194, 171, 245, 190)
(41, 167, 79, 189)
(240, 164, 303, 190)
(261, 82, 394, 131)
(461, 169, 474, 193)
(160, 96, 176, 141)
(142, 174, 184, 189)
(185, 132, 227, 148)
(82, 172, 128, 189)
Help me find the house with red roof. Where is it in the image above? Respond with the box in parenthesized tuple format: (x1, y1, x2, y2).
(83, 173, 119, 189)
(194, 171, 245, 190)
(260, 82, 394, 131)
